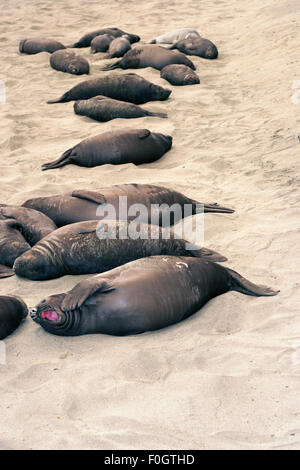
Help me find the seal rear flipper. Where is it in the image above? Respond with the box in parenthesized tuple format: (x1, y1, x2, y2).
(227, 267, 280, 297)
(47, 91, 71, 104)
(101, 60, 122, 71)
(41, 148, 73, 170)
(148, 111, 168, 118)
(61, 277, 115, 311)
(71, 190, 107, 205)
(19, 39, 27, 53)
(199, 202, 235, 214)
(0, 264, 15, 278)
(190, 247, 227, 262)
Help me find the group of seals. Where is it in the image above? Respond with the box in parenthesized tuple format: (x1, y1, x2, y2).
(41, 129, 172, 170)
(71, 27, 140, 48)
(30, 256, 278, 337)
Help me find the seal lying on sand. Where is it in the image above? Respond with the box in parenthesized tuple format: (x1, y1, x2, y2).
(0, 219, 30, 277)
(73, 96, 167, 122)
(160, 64, 200, 86)
(169, 37, 218, 59)
(19, 38, 65, 54)
(41, 129, 172, 170)
(50, 49, 90, 75)
(30, 256, 279, 336)
(90, 34, 115, 53)
(13, 220, 226, 280)
(101, 45, 196, 71)
(22, 183, 234, 227)
(0, 295, 28, 339)
(71, 27, 140, 48)
(0, 205, 57, 245)
(149, 28, 200, 44)
(47, 73, 171, 104)
(104, 36, 131, 58)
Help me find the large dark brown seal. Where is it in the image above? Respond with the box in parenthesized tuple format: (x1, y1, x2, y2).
(13, 220, 226, 280)
(73, 96, 167, 122)
(41, 129, 172, 170)
(160, 64, 200, 86)
(169, 37, 218, 59)
(90, 34, 115, 53)
(30, 256, 279, 336)
(71, 27, 140, 48)
(102, 45, 196, 71)
(19, 38, 65, 54)
(47, 73, 171, 104)
(22, 183, 234, 227)
(50, 49, 90, 75)
(0, 219, 30, 276)
(0, 205, 57, 245)
(0, 295, 28, 339)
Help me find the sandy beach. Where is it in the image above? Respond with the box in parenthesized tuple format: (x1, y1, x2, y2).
(0, 0, 299, 450)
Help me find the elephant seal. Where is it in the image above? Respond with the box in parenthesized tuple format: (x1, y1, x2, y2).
(13, 220, 226, 280)
(41, 129, 172, 170)
(104, 36, 131, 58)
(30, 256, 279, 336)
(50, 49, 90, 75)
(0, 295, 28, 339)
(169, 37, 218, 59)
(0, 205, 57, 245)
(22, 183, 235, 227)
(160, 64, 200, 86)
(72, 27, 140, 48)
(149, 28, 200, 44)
(0, 219, 30, 275)
(90, 34, 115, 53)
(102, 45, 196, 71)
(73, 95, 167, 122)
(19, 38, 65, 54)
(47, 73, 171, 104)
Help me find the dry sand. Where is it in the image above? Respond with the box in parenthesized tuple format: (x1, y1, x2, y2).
(0, 0, 300, 450)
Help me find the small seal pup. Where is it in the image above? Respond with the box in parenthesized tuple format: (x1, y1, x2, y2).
(73, 96, 167, 122)
(149, 28, 200, 44)
(169, 37, 218, 59)
(41, 129, 172, 170)
(160, 64, 200, 86)
(72, 28, 140, 48)
(47, 73, 171, 105)
(101, 45, 196, 71)
(19, 38, 65, 54)
(0, 295, 28, 339)
(90, 34, 115, 53)
(30, 256, 279, 336)
(104, 36, 131, 58)
(22, 183, 235, 227)
(13, 220, 226, 280)
(50, 49, 90, 75)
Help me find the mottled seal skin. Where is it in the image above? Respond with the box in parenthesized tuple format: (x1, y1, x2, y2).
(0, 219, 30, 273)
(160, 64, 200, 86)
(0, 205, 57, 245)
(90, 34, 115, 53)
(102, 45, 196, 71)
(0, 295, 28, 339)
(13, 220, 226, 281)
(73, 95, 167, 122)
(169, 37, 218, 59)
(30, 255, 279, 337)
(41, 129, 172, 170)
(22, 183, 235, 227)
(149, 28, 201, 44)
(104, 36, 131, 58)
(47, 72, 171, 104)
(50, 49, 90, 75)
(19, 38, 65, 54)
(72, 27, 140, 48)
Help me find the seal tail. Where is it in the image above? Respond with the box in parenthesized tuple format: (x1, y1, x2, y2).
(190, 247, 227, 263)
(47, 91, 70, 104)
(41, 149, 73, 171)
(101, 60, 121, 71)
(197, 202, 235, 214)
(148, 111, 168, 119)
(227, 268, 279, 297)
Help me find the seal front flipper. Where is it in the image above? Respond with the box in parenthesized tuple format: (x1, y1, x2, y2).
(61, 277, 115, 312)
(138, 129, 151, 139)
(41, 148, 74, 170)
(227, 268, 279, 297)
(0, 264, 15, 278)
(71, 190, 107, 205)
(190, 247, 227, 262)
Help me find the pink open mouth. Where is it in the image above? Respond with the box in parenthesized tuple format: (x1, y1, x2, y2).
(41, 310, 59, 322)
